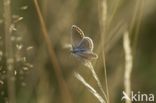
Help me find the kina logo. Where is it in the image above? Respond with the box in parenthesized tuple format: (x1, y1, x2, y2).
(121, 91, 155, 102)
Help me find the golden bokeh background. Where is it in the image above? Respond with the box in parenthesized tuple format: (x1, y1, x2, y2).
(0, 0, 156, 103)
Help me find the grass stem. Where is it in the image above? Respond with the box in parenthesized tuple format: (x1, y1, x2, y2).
(123, 31, 133, 103)
(33, 0, 72, 103)
(85, 62, 108, 103)
(3, 0, 16, 103)
(74, 72, 106, 103)
(98, 0, 110, 102)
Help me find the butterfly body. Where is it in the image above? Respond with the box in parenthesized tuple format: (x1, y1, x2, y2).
(71, 48, 86, 54)
(71, 25, 98, 61)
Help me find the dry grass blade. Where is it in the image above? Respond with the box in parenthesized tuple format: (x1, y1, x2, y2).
(74, 72, 106, 103)
(98, 0, 110, 102)
(85, 62, 108, 103)
(132, 0, 144, 54)
(33, 0, 72, 103)
(3, 0, 16, 103)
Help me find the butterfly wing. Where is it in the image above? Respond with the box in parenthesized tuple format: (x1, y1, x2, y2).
(78, 37, 94, 51)
(71, 25, 85, 48)
(71, 25, 98, 61)
(75, 51, 98, 60)
(73, 35, 98, 60)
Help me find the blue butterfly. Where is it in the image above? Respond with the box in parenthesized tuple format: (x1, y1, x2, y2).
(71, 25, 98, 61)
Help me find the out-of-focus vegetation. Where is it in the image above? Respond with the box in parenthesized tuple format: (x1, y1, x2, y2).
(0, 0, 156, 103)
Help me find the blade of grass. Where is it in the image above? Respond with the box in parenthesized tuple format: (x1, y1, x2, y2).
(85, 62, 108, 103)
(107, 0, 123, 28)
(129, 0, 140, 34)
(132, 0, 144, 54)
(98, 0, 110, 103)
(33, 0, 72, 103)
(74, 72, 106, 103)
(3, 0, 16, 103)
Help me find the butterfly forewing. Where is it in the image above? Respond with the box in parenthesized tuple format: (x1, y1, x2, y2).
(71, 25, 85, 48)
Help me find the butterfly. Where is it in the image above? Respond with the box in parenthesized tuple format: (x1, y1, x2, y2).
(70, 25, 98, 61)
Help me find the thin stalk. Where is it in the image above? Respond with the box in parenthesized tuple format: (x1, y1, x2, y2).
(102, 52, 109, 103)
(33, 0, 72, 103)
(132, 0, 144, 54)
(3, 0, 16, 103)
(123, 31, 133, 103)
(74, 72, 106, 103)
(107, 0, 123, 28)
(85, 62, 108, 103)
(129, 0, 140, 34)
(98, 0, 110, 103)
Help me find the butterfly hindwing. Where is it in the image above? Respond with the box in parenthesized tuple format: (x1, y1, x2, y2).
(78, 37, 94, 51)
(75, 51, 98, 60)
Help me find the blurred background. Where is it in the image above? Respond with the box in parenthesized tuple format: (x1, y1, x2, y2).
(0, 0, 156, 103)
